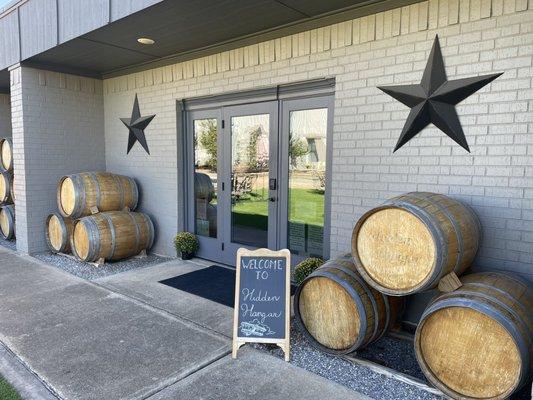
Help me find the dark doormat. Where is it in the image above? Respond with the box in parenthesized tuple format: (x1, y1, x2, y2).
(160, 265, 296, 308)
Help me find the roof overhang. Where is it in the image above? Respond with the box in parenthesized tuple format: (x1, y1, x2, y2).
(0, 0, 422, 91)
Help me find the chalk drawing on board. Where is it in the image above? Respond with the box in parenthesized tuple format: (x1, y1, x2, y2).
(239, 320, 275, 337)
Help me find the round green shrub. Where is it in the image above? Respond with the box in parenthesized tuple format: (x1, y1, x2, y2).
(173, 232, 199, 254)
(294, 257, 324, 285)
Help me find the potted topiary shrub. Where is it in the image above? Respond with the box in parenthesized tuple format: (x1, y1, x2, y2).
(174, 232, 199, 260)
(294, 257, 324, 285)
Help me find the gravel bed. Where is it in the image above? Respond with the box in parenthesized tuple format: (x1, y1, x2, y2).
(33, 251, 171, 280)
(254, 324, 444, 400)
(0, 237, 16, 251)
(356, 334, 425, 380)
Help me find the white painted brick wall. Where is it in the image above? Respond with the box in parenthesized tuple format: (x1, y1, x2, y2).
(102, 2, 533, 281)
(10, 66, 105, 253)
(0, 94, 11, 137)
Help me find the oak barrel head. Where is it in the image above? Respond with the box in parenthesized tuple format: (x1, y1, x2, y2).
(59, 177, 76, 217)
(0, 138, 13, 172)
(415, 272, 532, 400)
(418, 307, 521, 399)
(0, 204, 15, 239)
(352, 192, 481, 295)
(72, 220, 91, 260)
(299, 276, 360, 350)
(0, 171, 11, 203)
(354, 207, 436, 293)
(0, 209, 9, 238)
(46, 214, 73, 253)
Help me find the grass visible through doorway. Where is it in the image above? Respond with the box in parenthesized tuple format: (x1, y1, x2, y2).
(0, 375, 21, 400)
(232, 188, 324, 229)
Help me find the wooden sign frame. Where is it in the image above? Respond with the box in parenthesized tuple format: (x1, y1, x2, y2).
(232, 248, 291, 361)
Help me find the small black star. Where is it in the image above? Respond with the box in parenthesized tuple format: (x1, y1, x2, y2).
(378, 35, 502, 152)
(120, 94, 155, 154)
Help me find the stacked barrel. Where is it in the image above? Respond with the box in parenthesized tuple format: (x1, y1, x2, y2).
(45, 171, 154, 264)
(294, 192, 531, 400)
(0, 138, 15, 240)
(295, 254, 405, 353)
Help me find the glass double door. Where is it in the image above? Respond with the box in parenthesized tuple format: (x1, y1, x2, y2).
(188, 97, 331, 266)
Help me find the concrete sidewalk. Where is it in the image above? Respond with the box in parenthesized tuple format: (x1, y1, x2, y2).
(0, 247, 369, 400)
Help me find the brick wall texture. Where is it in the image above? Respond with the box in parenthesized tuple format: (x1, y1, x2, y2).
(101, 0, 532, 280)
(10, 66, 105, 253)
(0, 94, 11, 137)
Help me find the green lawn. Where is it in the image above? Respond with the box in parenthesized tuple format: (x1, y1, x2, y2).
(0, 376, 21, 400)
(232, 188, 324, 228)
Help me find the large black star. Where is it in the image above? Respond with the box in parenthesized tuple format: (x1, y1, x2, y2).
(120, 94, 155, 154)
(378, 35, 502, 152)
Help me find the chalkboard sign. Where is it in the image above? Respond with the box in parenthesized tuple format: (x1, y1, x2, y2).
(232, 248, 291, 361)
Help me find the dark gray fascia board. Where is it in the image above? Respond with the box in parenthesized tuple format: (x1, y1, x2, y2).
(103, 0, 424, 79)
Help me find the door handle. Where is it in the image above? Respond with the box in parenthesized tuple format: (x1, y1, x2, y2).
(269, 197, 277, 202)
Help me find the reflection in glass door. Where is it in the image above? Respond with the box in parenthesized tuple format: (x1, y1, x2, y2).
(220, 102, 278, 264)
(230, 114, 270, 248)
(187, 109, 223, 262)
(280, 95, 333, 264)
(287, 108, 328, 258)
(193, 118, 218, 239)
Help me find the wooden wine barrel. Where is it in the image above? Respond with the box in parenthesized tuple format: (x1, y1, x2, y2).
(0, 204, 15, 240)
(46, 213, 74, 253)
(194, 172, 215, 202)
(352, 192, 481, 295)
(0, 138, 13, 172)
(415, 272, 532, 400)
(294, 254, 404, 354)
(57, 172, 138, 219)
(0, 170, 12, 204)
(71, 211, 154, 262)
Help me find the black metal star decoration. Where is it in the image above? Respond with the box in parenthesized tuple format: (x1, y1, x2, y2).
(120, 94, 155, 154)
(378, 35, 502, 152)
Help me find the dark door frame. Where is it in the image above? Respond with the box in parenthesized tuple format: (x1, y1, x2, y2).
(178, 78, 335, 266)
